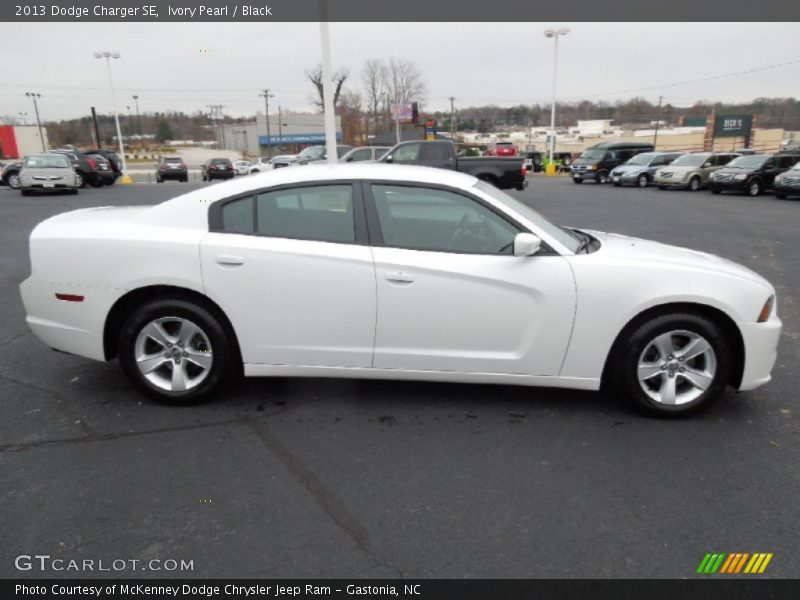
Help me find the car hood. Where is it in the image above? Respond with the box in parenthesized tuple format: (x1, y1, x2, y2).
(713, 168, 754, 176)
(657, 165, 701, 174)
(585, 229, 772, 290)
(20, 168, 74, 178)
(612, 165, 646, 174)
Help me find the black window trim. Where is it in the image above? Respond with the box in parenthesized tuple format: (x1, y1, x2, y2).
(362, 179, 556, 256)
(208, 179, 370, 246)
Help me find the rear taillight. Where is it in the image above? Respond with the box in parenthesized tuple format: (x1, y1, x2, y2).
(87, 158, 97, 170)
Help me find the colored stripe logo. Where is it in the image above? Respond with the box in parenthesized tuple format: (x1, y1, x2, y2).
(697, 553, 773, 574)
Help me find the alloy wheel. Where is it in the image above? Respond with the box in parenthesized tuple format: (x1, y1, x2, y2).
(134, 316, 213, 392)
(637, 329, 717, 405)
(7, 174, 21, 189)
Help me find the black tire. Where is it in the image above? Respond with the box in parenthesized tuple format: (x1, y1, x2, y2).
(156, 177, 163, 184)
(572, 178, 583, 184)
(20, 189, 31, 196)
(747, 180, 761, 197)
(688, 176, 701, 191)
(89, 178, 103, 188)
(182, 177, 188, 183)
(75, 171, 86, 188)
(70, 188, 79, 195)
(711, 189, 721, 195)
(7, 172, 22, 189)
(613, 182, 622, 187)
(657, 185, 667, 190)
(596, 171, 609, 184)
(637, 173, 649, 188)
(609, 312, 733, 418)
(775, 193, 786, 199)
(106, 178, 116, 186)
(118, 297, 239, 404)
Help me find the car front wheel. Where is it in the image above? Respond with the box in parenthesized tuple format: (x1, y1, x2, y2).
(747, 180, 761, 196)
(610, 312, 732, 417)
(7, 173, 21, 189)
(118, 297, 238, 404)
(637, 174, 649, 188)
(688, 176, 701, 191)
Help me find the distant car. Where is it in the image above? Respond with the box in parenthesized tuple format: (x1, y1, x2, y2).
(1, 161, 23, 189)
(339, 146, 391, 162)
(19, 153, 78, 196)
(292, 145, 352, 165)
(571, 142, 654, 184)
(249, 155, 297, 174)
(654, 152, 740, 191)
(709, 154, 799, 197)
(773, 160, 800, 199)
(156, 157, 188, 183)
(202, 158, 234, 181)
(83, 148, 122, 183)
(85, 153, 116, 185)
(483, 142, 518, 157)
(233, 160, 253, 176)
(611, 152, 684, 188)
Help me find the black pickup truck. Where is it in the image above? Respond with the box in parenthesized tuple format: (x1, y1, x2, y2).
(379, 140, 527, 190)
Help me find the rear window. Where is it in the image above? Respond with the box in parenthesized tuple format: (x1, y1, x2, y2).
(164, 157, 183, 164)
(211, 159, 231, 165)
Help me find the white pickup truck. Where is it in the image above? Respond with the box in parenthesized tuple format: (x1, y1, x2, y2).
(248, 154, 297, 174)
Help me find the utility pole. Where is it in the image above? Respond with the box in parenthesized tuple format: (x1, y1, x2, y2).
(653, 95, 663, 150)
(449, 96, 456, 141)
(278, 106, 283, 152)
(93, 51, 130, 183)
(318, 0, 338, 165)
(91, 107, 101, 148)
(207, 104, 225, 149)
(132, 95, 142, 149)
(25, 92, 46, 151)
(259, 89, 274, 157)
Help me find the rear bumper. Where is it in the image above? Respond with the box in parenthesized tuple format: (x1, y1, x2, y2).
(207, 171, 234, 179)
(737, 316, 782, 391)
(158, 170, 188, 180)
(20, 276, 119, 362)
(571, 169, 599, 181)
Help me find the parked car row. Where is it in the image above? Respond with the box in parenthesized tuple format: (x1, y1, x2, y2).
(1, 147, 122, 192)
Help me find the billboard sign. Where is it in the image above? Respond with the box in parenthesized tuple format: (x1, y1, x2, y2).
(392, 102, 419, 124)
(714, 115, 753, 138)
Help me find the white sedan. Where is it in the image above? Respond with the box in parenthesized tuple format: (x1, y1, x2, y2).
(20, 164, 781, 416)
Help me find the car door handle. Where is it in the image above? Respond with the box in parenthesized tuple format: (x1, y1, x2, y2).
(385, 272, 415, 284)
(215, 255, 245, 266)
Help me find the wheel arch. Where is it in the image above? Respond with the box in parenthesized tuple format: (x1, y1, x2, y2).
(103, 284, 243, 366)
(600, 301, 745, 390)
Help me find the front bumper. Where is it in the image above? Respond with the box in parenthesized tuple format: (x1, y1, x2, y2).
(708, 179, 749, 193)
(655, 175, 690, 188)
(738, 315, 782, 391)
(571, 168, 600, 181)
(22, 183, 76, 191)
(611, 171, 642, 185)
(773, 182, 800, 196)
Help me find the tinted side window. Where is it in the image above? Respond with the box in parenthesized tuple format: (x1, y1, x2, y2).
(222, 196, 254, 233)
(717, 155, 735, 166)
(778, 156, 798, 169)
(393, 144, 422, 162)
(370, 185, 519, 255)
(349, 149, 372, 161)
(618, 150, 635, 161)
(255, 185, 355, 244)
(420, 143, 450, 160)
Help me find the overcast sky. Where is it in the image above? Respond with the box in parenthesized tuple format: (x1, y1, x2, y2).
(1, 22, 799, 122)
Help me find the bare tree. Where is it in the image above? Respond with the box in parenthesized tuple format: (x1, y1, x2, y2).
(305, 64, 350, 111)
(383, 58, 427, 108)
(339, 89, 364, 145)
(361, 59, 386, 137)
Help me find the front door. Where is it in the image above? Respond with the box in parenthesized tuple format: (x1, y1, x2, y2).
(366, 182, 576, 375)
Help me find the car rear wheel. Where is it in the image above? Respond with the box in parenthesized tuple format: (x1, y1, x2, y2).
(610, 312, 732, 417)
(118, 298, 238, 404)
(7, 173, 21, 189)
(20, 189, 31, 196)
(75, 172, 85, 188)
(711, 189, 721, 195)
(747, 180, 761, 196)
(688, 176, 701, 191)
(637, 174, 649, 188)
(596, 172, 609, 184)
(572, 178, 583, 184)
(89, 178, 103, 188)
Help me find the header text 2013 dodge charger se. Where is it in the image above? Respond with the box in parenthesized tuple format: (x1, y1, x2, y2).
(20, 164, 781, 417)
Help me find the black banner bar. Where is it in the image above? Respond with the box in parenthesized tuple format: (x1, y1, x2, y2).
(4, 579, 800, 600)
(1, 0, 798, 22)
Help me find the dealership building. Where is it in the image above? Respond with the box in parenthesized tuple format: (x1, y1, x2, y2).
(217, 113, 342, 157)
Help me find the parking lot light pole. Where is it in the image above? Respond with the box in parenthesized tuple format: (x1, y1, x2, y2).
(25, 92, 46, 151)
(132, 95, 143, 149)
(544, 28, 569, 170)
(94, 51, 132, 184)
(318, 1, 338, 165)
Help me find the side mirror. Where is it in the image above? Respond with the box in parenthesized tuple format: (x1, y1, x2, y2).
(384, 154, 393, 164)
(513, 232, 542, 257)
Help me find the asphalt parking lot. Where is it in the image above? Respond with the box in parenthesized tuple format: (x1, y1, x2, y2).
(1, 176, 798, 579)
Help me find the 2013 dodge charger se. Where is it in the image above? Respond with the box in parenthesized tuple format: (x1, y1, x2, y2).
(20, 164, 781, 417)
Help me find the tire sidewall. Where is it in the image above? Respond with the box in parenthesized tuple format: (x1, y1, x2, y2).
(613, 313, 732, 417)
(637, 174, 649, 188)
(689, 176, 701, 191)
(118, 298, 235, 404)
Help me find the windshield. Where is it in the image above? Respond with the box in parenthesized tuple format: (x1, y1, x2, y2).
(726, 155, 768, 169)
(790, 162, 800, 171)
(671, 154, 709, 167)
(580, 149, 606, 160)
(474, 180, 581, 253)
(164, 157, 183, 164)
(25, 155, 70, 168)
(624, 153, 656, 166)
(298, 146, 325, 159)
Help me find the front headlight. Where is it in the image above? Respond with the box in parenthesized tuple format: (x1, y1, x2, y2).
(734, 174, 747, 180)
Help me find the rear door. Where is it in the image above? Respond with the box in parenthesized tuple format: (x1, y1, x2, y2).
(201, 182, 376, 368)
